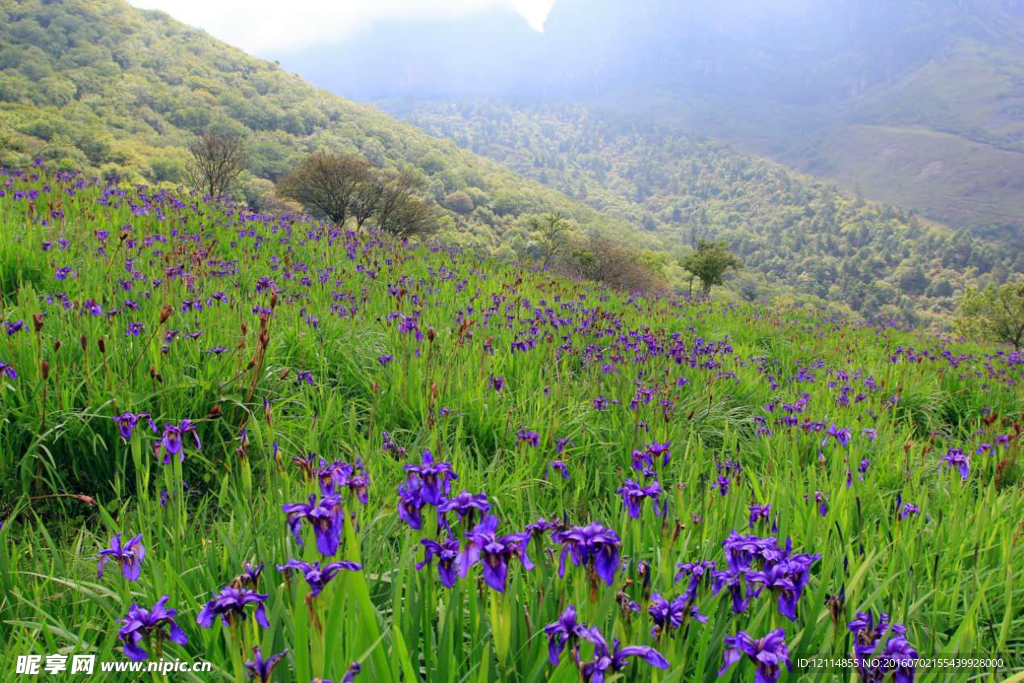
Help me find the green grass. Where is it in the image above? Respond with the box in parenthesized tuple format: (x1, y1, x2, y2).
(0, 166, 1023, 681)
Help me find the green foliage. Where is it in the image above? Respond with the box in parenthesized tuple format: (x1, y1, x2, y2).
(392, 101, 1023, 327)
(681, 240, 743, 296)
(527, 212, 568, 268)
(955, 282, 1024, 349)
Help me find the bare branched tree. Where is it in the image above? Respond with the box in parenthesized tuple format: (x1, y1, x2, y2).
(388, 194, 438, 238)
(186, 132, 248, 198)
(350, 172, 385, 229)
(276, 154, 372, 226)
(374, 172, 436, 237)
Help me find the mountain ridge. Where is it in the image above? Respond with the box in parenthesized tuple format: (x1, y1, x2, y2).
(274, 0, 1024, 232)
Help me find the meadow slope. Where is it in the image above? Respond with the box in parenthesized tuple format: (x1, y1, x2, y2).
(1, 165, 1023, 681)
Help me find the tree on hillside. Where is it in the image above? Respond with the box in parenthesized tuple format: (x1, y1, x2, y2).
(277, 154, 372, 225)
(529, 213, 568, 268)
(374, 172, 436, 238)
(566, 235, 664, 293)
(388, 194, 438, 238)
(351, 173, 386, 230)
(186, 132, 248, 198)
(955, 283, 1024, 350)
(681, 240, 743, 297)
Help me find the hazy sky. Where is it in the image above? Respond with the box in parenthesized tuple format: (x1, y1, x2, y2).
(129, 0, 556, 53)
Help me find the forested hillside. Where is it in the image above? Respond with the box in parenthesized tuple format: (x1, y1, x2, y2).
(0, 0, 647, 253)
(285, 0, 1024, 234)
(390, 100, 1024, 325)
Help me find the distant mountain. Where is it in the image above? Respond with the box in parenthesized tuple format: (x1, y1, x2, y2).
(388, 98, 1024, 327)
(274, 0, 1024, 233)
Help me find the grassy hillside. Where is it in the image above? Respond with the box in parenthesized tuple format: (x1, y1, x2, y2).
(389, 100, 1024, 327)
(2, 165, 1022, 681)
(0, 0, 650, 253)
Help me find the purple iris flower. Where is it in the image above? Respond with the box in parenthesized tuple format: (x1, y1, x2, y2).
(547, 460, 571, 480)
(525, 517, 561, 541)
(240, 561, 264, 587)
(397, 480, 427, 530)
(277, 559, 361, 596)
(417, 537, 461, 587)
(862, 428, 877, 442)
(378, 354, 393, 367)
(849, 610, 901, 652)
(437, 491, 490, 527)
(647, 593, 707, 638)
(543, 606, 584, 664)
(98, 533, 146, 581)
(645, 441, 671, 466)
(747, 553, 820, 621)
(404, 451, 457, 505)
(576, 626, 669, 682)
(455, 515, 533, 592)
(615, 479, 661, 518)
(316, 459, 370, 504)
(489, 376, 504, 391)
(718, 629, 792, 683)
(282, 493, 344, 557)
(126, 322, 145, 337)
(940, 448, 970, 480)
(748, 504, 771, 529)
(116, 595, 188, 661)
(849, 611, 915, 682)
(196, 585, 270, 629)
(822, 424, 852, 448)
(113, 412, 149, 440)
(553, 522, 621, 586)
(712, 568, 753, 614)
(158, 419, 201, 464)
(899, 503, 920, 519)
(715, 476, 731, 496)
(631, 450, 654, 474)
(811, 491, 828, 517)
(721, 532, 787, 572)
(244, 646, 288, 683)
(880, 634, 918, 683)
(0, 362, 17, 380)
(517, 429, 540, 447)
(674, 560, 716, 604)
